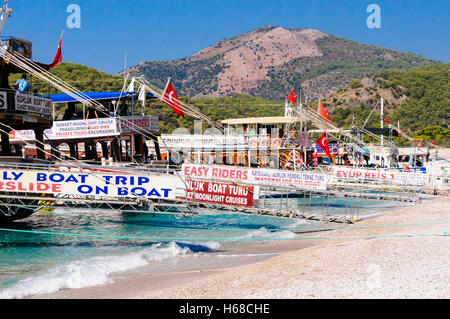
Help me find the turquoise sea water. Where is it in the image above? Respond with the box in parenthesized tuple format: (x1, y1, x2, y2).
(0, 195, 411, 299)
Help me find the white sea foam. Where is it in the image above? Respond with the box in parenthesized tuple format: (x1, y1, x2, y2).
(0, 242, 191, 299)
(200, 241, 222, 250)
(242, 227, 297, 240)
(283, 219, 309, 229)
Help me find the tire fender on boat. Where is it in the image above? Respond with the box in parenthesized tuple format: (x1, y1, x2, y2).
(288, 150, 302, 164)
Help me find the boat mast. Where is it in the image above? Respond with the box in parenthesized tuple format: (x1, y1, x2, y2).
(0, 1, 12, 36)
(380, 96, 384, 148)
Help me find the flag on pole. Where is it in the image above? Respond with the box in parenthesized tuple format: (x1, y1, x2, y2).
(49, 31, 64, 68)
(317, 100, 331, 123)
(162, 79, 183, 117)
(316, 132, 335, 164)
(417, 140, 422, 149)
(138, 84, 146, 105)
(127, 77, 135, 93)
(286, 89, 296, 104)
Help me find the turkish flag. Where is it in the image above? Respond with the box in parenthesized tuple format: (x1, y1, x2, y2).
(317, 100, 331, 123)
(162, 80, 183, 117)
(286, 89, 296, 104)
(316, 132, 334, 164)
(432, 140, 437, 146)
(50, 31, 63, 68)
(383, 117, 390, 123)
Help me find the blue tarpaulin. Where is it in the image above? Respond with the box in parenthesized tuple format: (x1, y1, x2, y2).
(46, 91, 154, 104)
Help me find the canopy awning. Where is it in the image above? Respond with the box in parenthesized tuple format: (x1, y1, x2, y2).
(46, 91, 154, 104)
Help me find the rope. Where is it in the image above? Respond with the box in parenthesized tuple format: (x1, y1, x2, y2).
(0, 226, 447, 241)
(8, 205, 450, 234)
(0, 48, 222, 195)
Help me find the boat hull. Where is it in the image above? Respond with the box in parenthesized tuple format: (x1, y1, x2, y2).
(0, 201, 34, 223)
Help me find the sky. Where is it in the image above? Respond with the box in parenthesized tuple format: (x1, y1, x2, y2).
(2, 0, 449, 74)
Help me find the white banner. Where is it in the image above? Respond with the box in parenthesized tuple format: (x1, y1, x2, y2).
(181, 164, 329, 191)
(161, 134, 248, 150)
(15, 93, 52, 115)
(0, 168, 186, 199)
(51, 118, 119, 140)
(332, 167, 430, 186)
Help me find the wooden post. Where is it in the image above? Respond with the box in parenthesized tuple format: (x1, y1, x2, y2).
(34, 128, 45, 160)
(69, 142, 77, 159)
(0, 130, 11, 156)
(100, 141, 108, 159)
(150, 135, 162, 160)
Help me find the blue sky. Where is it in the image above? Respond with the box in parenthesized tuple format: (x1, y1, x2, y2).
(2, 0, 449, 74)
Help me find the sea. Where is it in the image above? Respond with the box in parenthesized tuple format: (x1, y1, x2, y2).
(0, 195, 412, 299)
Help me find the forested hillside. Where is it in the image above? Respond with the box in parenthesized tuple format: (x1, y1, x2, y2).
(13, 61, 448, 145)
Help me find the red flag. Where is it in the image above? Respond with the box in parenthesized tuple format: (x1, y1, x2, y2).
(316, 132, 334, 164)
(383, 117, 390, 123)
(286, 89, 296, 104)
(50, 31, 64, 68)
(417, 140, 422, 149)
(317, 100, 331, 123)
(432, 140, 437, 146)
(162, 80, 183, 117)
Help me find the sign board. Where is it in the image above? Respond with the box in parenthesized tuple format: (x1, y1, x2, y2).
(0, 169, 186, 200)
(8, 129, 40, 142)
(181, 164, 329, 191)
(51, 118, 119, 140)
(182, 179, 257, 207)
(0, 91, 7, 110)
(119, 116, 159, 133)
(15, 93, 52, 116)
(332, 167, 430, 186)
(314, 143, 340, 156)
(161, 134, 248, 150)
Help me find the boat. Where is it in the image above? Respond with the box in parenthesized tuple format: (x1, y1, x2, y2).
(0, 1, 188, 222)
(0, 1, 447, 225)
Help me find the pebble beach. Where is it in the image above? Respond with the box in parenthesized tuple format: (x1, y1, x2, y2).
(29, 148, 450, 299)
(34, 195, 449, 299)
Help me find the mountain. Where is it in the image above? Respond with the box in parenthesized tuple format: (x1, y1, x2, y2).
(121, 25, 438, 100)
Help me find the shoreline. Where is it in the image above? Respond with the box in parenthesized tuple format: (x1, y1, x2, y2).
(31, 195, 449, 299)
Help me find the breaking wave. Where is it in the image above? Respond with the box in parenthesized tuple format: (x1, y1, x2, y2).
(0, 241, 193, 299)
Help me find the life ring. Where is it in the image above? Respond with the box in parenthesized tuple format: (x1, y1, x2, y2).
(248, 138, 258, 149)
(288, 150, 302, 163)
(331, 147, 339, 155)
(270, 138, 282, 149)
